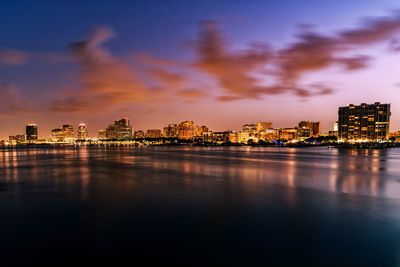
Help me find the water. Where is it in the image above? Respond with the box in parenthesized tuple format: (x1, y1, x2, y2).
(1, 146, 400, 266)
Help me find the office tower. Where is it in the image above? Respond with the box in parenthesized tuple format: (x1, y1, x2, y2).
(62, 124, 74, 141)
(114, 118, 132, 139)
(51, 128, 65, 142)
(338, 102, 390, 141)
(26, 124, 38, 141)
(77, 123, 88, 139)
(163, 124, 179, 138)
(178, 121, 195, 139)
(104, 118, 133, 139)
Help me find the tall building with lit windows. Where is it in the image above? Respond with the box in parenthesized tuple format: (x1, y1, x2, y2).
(62, 124, 74, 141)
(77, 123, 88, 139)
(26, 124, 38, 141)
(178, 121, 195, 139)
(338, 102, 390, 141)
(103, 118, 132, 139)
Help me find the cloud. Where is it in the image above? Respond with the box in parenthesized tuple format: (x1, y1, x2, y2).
(149, 68, 185, 87)
(273, 13, 400, 96)
(0, 83, 37, 115)
(178, 89, 208, 101)
(6, 11, 400, 115)
(191, 21, 370, 100)
(49, 27, 160, 112)
(194, 21, 272, 99)
(0, 50, 31, 65)
(339, 12, 400, 46)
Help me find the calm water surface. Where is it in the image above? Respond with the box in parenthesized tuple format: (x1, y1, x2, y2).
(1, 146, 400, 266)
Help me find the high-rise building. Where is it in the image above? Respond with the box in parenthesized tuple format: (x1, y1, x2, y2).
(338, 102, 391, 141)
(178, 121, 195, 139)
(51, 128, 65, 142)
(298, 121, 320, 137)
(77, 123, 88, 139)
(26, 124, 38, 141)
(114, 118, 132, 139)
(62, 124, 74, 141)
(163, 124, 179, 138)
(104, 118, 133, 139)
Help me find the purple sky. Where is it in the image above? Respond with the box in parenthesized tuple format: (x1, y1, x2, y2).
(1, 0, 400, 139)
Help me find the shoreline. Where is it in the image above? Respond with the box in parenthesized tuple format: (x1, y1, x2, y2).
(1, 142, 399, 149)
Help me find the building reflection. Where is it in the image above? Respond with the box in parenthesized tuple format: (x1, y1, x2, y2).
(334, 149, 387, 197)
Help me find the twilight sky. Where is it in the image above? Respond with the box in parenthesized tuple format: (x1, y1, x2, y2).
(1, 0, 400, 139)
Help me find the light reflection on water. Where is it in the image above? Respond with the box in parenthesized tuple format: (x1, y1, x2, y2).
(0, 146, 400, 266)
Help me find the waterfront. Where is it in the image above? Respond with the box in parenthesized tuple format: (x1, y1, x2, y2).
(1, 146, 400, 266)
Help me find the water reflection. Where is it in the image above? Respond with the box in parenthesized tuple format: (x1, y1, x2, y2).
(1, 146, 400, 266)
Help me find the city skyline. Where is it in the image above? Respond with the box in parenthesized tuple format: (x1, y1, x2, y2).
(0, 101, 396, 140)
(3, 101, 393, 143)
(2, 1, 400, 139)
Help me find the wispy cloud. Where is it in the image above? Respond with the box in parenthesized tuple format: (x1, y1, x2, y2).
(0, 50, 31, 65)
(0, 83, 37, 115)
(49, 27, 161, 112)
(3, 11, 400, 114)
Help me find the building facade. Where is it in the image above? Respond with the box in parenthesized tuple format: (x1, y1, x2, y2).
(26, 124, 38, 141)
(338, 102, 390, 141)
(77, 123, 88, 139)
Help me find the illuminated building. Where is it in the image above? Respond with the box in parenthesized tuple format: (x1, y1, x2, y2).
(333, 121, 338, 132)
(329, 121, 339, 136)
(243, 124, 257, 133)
(229, 132, 238, 143)
(104, 118, 133, 139)
(51, 128, 65, 142)
(163, 124, 179, 138)
(146, 129, 162, 138)
(114, 118, 132, 139)
(278, 128, 298, 141)
(62, 124, 74, 141)
(9, 134, 25, 142)
(77, 123, 88, 139)
(202, 131, 213, 142)
(178, 121, 195, 139)
(210, 131, 231, 144)
(26, 124, 38, 141)
(98, 129, 107, 139)
(256, 122, 273, 132)
(237, 131, 250, 143)
(298, 121, 320, 137)
(338, 102, 391, 141)
(195, 125, 209, 137)
(134, 130, 145, 139)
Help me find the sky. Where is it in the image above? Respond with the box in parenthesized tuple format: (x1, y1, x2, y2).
(1, 0, 400, 139)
